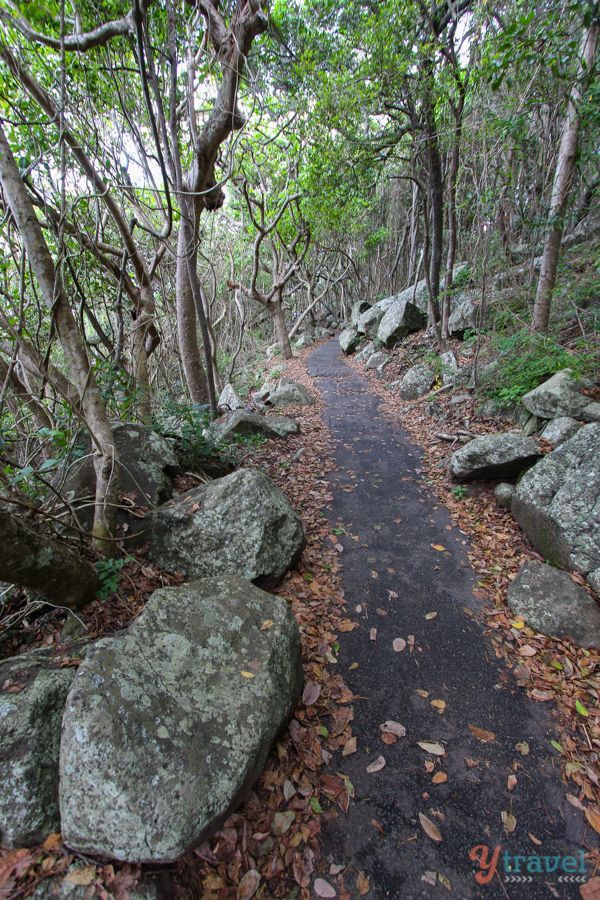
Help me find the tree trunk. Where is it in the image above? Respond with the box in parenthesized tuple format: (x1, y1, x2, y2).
(0, 356, 54, 431)
(0, 504, 99, 609)
(532, 22, 598, 332)
(0, 122, 118, 553)
(272, 299, 293, 359)
(175, 223, 210, 405)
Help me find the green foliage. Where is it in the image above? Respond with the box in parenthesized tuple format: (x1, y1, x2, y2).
(95, 556, 132, 602)
(451, 486, 468, 500)
(152, 400, 221, 469)
(482, 329, 597, 407)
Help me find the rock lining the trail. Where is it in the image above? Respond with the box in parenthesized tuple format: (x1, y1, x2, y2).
(449, 431, 541, 480)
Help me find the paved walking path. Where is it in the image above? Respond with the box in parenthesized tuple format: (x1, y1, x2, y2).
(307, 339, 585, 898)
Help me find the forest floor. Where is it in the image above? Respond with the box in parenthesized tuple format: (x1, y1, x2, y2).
(3, 338, 600, 900)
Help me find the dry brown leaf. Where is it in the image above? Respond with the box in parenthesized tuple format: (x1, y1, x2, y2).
(501, 810, 516, 834)
(432, 772, 448, 784)
(419, 812, 442, 842)
(342, 736, 357, 757)
(580, 877, 600, 899)
(314, 877, 337, 898)
(237, 869, 261, 900)
(65, 865, 97, 886)
(425, 611, 438, 620)
(507, 775, 517, 792)
(519, 644, 537, 657)
(528, 833, 542, 846)
(431, 699, 446, 712)
(370, 628, 377, 641)
(380, 720, 406, 738)
(431, 544, 447, 552)
(302, 681, 321, 707)
(468, 724, 496, 743)
(585, 805, 600, 834)
(356, 871, 370, 896)
(393, 638, 406, 652)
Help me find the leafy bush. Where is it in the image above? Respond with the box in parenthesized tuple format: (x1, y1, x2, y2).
(152, 400, 222, 468)
(482, 329, 596, 408)
(95, 556, 132, 601)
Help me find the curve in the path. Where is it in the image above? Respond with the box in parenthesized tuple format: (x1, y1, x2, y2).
(307, 339, 588, 899)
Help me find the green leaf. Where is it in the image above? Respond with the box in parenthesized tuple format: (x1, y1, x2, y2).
(310, 796, 324, 814)
(550, 740, 563, 752)
(575, 699, 589, 718)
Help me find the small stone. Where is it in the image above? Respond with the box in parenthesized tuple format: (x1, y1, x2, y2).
(398, 363, 436, 400)
(540, 416, 582, 446)
(365, 351, 390, 371)
(507, 561, 600, 649)
(494, 483, 514, 509)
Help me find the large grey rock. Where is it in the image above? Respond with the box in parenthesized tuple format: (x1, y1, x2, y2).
(355, 341, 378, 363)
(365, 351, 390, 372)
(377, 299, 427, 348)
(540, 416, 582, 446)
(350, 300, 371, 326)
(0, 649, 78, 846)
(60, 577, 303, 862)
(338, 327, 361, 354)
(511, 423, 600, 579)
(522, 369, 600, 422)
(507, 561, 600, 649)
(449, 432, 541, 481)
(356, 305, 388, 338)
(211, 410, 299, 441)
(56, 424, 178, 534)
(217, 384, 244, 413)
(447, 292, 480, 337)
(293, 333, 314, 350)
(398, 363, 436, 400)
(589, 569, 600, 595)
(148, 468, 305, 585)
(494, 482, 515, 509)
(266, 379, 315, 407)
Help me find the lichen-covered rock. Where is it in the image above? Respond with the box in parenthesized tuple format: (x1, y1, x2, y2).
(522, 369, 600, 422)
(440, 351, 459, 385)
(217, 384, 244, 413)
(397, 363, 436, 400)
(350, 300, 371, 326)
(355, 341, 378, 363)
(0, 649, 79, 846)
(60, 577, 303, 862)
(494, 482, 514, 509)
(211, 410, 299, 441)
(148, 468, 304, 585)
(511, 423, 600, 579)
(447, 292, 480, 337)
(266, 379, 315, 407)
(449, 432, 540, 481)
(293, 333, 314, 350)
(589, 569, 600, 595)
(507, 561, 600, 649)
(540, 416, 582, 446)
(356, 304, 389, 337)
(339, 327, 361, 354)
(57, 424, 178, 534)
(365, 351, 390, 371)
(377, 299, 427, 348)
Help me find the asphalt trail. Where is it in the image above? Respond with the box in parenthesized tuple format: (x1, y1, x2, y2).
(307, 339, 587, 899)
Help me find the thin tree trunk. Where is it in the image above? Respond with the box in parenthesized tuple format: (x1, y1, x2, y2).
(0, 504, 98, 609)
(175, 224, 209, 405)
(532, 23, 598, 332)
(0, 356, 54, 431)
(0, 122, 118, 552)
(272, 299, 292, 359)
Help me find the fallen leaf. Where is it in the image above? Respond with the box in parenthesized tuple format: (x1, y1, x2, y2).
(356, 871, 370, 895)
(314, 878, 337, 898)
(380, 720, 406, 738)
(342, 737, 357, 757)
(501, 811, 516, 834)
(515, 741, 530, 755)
(66, 865, 97, 886)
(240, 671, 255, 679)
(393, 638, 406, 652)
(272, 810, 295, 836)
(42, 832, 62, 851)
(576, 699, 590, 718)
(432, 772, 448, 784)
(519, 644, 537, 657)
(260, 620, 273, 631)
(349, 662, 359, 670)
(431, 544, 447, 552)
(529, 833, 542, 846)
(370, 628, 377, 641)
(419, 812, 442, 842)
(425, 611, 437, 620)
(366, 755, 386, 773)
(581, 877, 600, 900)
(417, 741, 445, 756)
(431, 699, 446, 712)
(468, 724, 495, 743)
(585, 806, 600, 835)
(424, 760, 435, 773)
(237, 869, 261, 900)
(507, 775, 517, 792)
(416, 689, 429, 698)
(302, 681, 322, 706)
(438, 873, 452, 891)
(422, 871, 437, 886)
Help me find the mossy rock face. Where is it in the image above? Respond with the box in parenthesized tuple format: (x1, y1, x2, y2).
(0, 648, 82, 847)
(512, 423, 600, 582)
(148, 468, 305, 586)
(59, 577, 303, 862)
